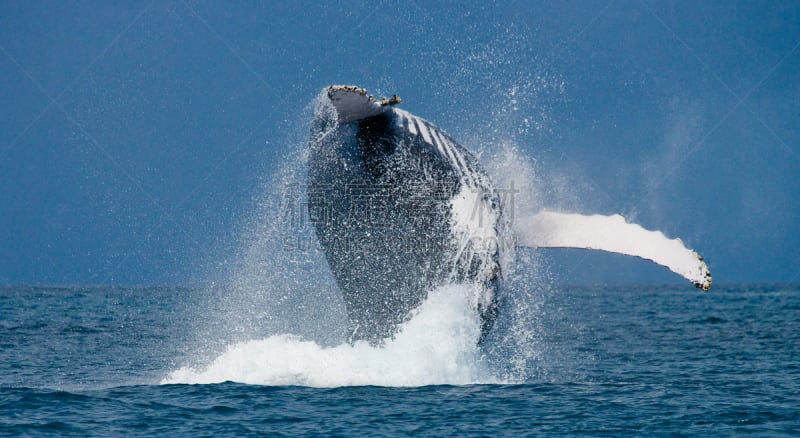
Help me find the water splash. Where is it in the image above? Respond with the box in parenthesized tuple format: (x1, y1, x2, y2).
(163, 285, 499, 387)
(173, 69, 567, 385)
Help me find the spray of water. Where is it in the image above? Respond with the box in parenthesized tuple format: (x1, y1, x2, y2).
(166, 51, 575, 386)
(163, 284, 498, 387)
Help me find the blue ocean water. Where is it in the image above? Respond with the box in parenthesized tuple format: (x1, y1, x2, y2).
(1, 283, 798, 435)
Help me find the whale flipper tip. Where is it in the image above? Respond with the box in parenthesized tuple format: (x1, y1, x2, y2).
(696, 256, 712, 291)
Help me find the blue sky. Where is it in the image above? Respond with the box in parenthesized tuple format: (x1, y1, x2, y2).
(1, 1, 798, 285)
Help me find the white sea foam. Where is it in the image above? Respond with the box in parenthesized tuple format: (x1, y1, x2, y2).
(163, 285, 501, 387)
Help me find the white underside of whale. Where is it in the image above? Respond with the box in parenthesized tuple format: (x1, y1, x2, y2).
(327, 85, 392, 123)
(515, 211, 712, 290)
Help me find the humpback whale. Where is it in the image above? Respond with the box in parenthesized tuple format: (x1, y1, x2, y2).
(308, 85, 711, 345)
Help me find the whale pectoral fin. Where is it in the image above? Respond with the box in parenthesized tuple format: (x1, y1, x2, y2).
(514, 211, 712, 291)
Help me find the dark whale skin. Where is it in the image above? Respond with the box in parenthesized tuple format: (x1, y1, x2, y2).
(308, 96, 503, 345)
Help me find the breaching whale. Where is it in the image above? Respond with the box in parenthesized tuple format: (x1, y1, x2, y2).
(308, 85, 711, 345)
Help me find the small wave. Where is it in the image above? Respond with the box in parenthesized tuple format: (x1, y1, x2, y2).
(162, 285, 500, 388)
(691, 316, 726, 324)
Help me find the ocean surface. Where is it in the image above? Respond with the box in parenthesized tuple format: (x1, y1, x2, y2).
(1, 283, 798, 436)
